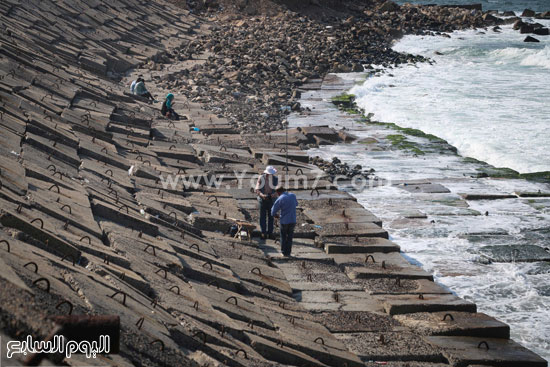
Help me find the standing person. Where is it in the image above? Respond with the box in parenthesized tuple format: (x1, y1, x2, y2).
(161, 93, 179, 120)
(134, 78, 155, 101)
(271, 186, 298, 257)
(255, 166, 278, 239)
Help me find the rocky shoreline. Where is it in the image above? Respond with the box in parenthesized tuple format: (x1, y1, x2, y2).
(151, 0, 508, 133)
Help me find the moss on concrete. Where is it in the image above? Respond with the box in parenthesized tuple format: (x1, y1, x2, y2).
(331, 93, 356, 106)
(476, 166, 520, 179)
(519, 171, 550, 181)
(463, 157, 484, 164)
(469, 162, 550, 183)
(395, 127, 446, 143)
(386, 134, 425, 155)
(342, 107, 362, 114)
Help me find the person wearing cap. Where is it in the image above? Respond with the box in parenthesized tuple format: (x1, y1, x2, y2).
(255, 166, 279, 239)
(271, 186, 298, 257)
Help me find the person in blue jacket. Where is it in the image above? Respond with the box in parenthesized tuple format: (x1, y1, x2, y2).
(271, 186, 298, 257)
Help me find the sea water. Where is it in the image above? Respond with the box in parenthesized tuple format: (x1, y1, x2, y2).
(304, 126, 550, 361)
(350, 19, 550, 174)
(396, 0, 549, 12)
(290, 12, 550, 357)
(343, 13, 550, 360)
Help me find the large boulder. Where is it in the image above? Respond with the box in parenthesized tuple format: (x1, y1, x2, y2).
(513, 19, 525, 30)
(351, 63, 363, 72)
(388, 27, 404, 38)
(377, 1, 400, 13)
(533, 27, 550, 36)
(524, 36, 540, 42)
(521, 9, 536, 17)
(501, 16, 521, 25)
(520, 24, 535, 34)
(482, 13, 498, 22)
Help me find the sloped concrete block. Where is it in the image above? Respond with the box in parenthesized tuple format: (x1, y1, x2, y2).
(425, 336, 547, 367)
(380, 294, 477, 315)
(395, 312, 510, 338)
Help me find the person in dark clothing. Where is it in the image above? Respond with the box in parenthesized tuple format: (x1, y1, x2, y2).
(255, 166, 278, 239)
(161, 93, 179, 120)
(271, 186, 298, 257)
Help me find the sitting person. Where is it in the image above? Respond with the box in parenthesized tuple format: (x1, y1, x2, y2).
(161, 93, 179, 120)
(130, 79, 137, 94)
(134, 78, 155, 101)
(130, 74, 143, 94)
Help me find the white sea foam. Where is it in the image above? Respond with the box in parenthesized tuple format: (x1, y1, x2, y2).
(351, 25, 550, 173)
(306, 142, 550, 361)
(520, 46, 550, 68)
(491, 45, 550, 68)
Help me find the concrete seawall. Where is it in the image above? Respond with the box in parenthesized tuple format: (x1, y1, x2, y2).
(287, 72, 550, 365)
